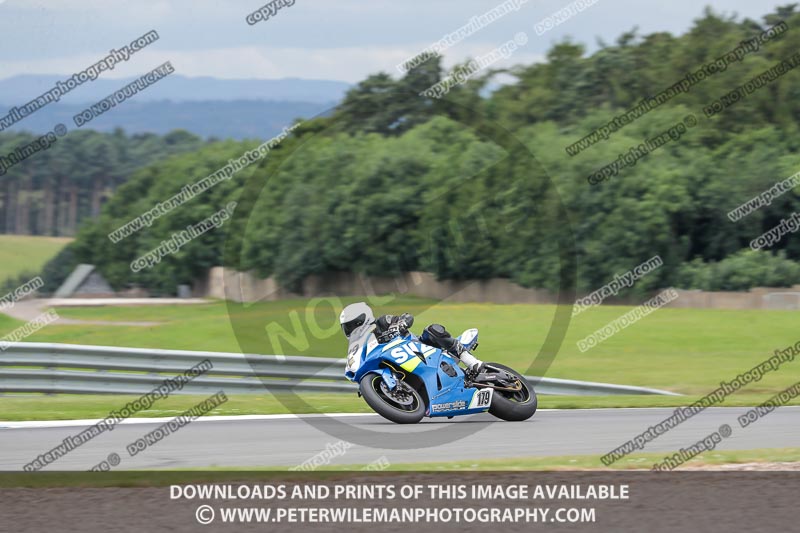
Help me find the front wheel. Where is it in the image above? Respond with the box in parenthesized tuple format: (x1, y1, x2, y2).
(359, 374, 426, 424)
(483, 363, 537, 422)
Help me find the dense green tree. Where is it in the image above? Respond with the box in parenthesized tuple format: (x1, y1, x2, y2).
(33, 5, 800, 296)
(0, 129, 206, 235)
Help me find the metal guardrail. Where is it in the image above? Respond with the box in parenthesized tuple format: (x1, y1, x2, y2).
(526, 376, 680, 396)
(0, 342, 680, 396)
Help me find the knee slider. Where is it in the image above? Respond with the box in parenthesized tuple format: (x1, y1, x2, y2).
(422, 324, 459, 353)
(423, 323, 449, 341)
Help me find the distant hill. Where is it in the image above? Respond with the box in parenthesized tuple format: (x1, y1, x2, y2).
(0, 75, 349, 139)
(0, 75, 351, 105)
(0, 100, 334, 140)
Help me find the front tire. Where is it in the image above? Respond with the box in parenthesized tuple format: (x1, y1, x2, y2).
(359, 374, 426, 424)
(484, 363, 537, 422)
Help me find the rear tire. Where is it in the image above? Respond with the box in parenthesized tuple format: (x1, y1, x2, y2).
(359, 374, 426, 424)
(484, 363, 537, 422)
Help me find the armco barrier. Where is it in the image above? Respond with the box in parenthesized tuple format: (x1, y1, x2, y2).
(0, 343, 679, 396)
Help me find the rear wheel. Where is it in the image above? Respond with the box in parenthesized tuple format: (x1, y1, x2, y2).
(482, 363, 537, 422)
(359, 374, 426, 424)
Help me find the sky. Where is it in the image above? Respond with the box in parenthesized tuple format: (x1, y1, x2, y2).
(0, 0, 789, 83)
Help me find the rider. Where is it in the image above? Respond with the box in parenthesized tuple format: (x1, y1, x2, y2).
(338, 302, 485, 374)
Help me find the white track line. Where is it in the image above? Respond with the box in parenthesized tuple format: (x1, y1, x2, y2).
(0, 412, 377, 429)
(4, 406, 792, 430)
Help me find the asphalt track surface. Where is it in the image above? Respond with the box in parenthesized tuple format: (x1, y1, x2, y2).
(1, 407, 798, 470)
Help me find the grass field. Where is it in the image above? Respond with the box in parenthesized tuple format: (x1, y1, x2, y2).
(1, 295, 799, 424)
(0, 235, 71, 283)
(2, 296, 799, 396)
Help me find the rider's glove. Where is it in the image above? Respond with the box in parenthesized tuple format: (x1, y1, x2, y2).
(385, 315, 410, 341)
(397, 313, 414, 332)
(376, 313, 415, 343)
(387, 323, 404, 338)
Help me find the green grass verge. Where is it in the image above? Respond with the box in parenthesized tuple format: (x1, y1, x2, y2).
(3, 295, 800, 421)
(0, 470, 355, 488)
(2, 448, 798, 487)
(0, 393, 370, 421)
(320, 447, 800, 471)
(4, 296, 800, 396)
(0, 235, 71, 283)
(2, 393, 797, 422)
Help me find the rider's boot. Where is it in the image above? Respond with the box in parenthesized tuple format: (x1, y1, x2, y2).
(451, 341, 485, 376)
(454, 328, 484, 375)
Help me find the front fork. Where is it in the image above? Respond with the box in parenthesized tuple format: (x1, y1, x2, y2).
(358, 367, 397, 397)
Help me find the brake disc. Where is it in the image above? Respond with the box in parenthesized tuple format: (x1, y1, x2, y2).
(380, 381, 415, 406)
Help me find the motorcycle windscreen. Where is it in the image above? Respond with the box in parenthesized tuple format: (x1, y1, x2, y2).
(344, 323, 378, 378)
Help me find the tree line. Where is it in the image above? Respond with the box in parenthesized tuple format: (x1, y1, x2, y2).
(29, 5, 800, 296)
(0, 128, 206, 236)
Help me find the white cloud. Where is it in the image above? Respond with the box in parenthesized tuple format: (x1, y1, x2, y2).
(0, 0, 780, 83)
(0, 44, 544, 83)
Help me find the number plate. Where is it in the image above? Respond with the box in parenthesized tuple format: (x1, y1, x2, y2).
(468, 388, 493, 409)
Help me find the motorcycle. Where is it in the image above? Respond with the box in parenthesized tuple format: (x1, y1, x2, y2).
(344, 323, 537, 424)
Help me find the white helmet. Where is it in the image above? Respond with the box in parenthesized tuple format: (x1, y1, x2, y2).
(339, 302, 374, 338)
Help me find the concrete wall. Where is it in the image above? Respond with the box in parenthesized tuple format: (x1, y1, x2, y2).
(670, 286, 800, 310)
(201, 267, 800, 310)
(202, 267, 556, 304)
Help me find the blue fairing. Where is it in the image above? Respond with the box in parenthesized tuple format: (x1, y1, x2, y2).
(345, 330, 492, 417)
